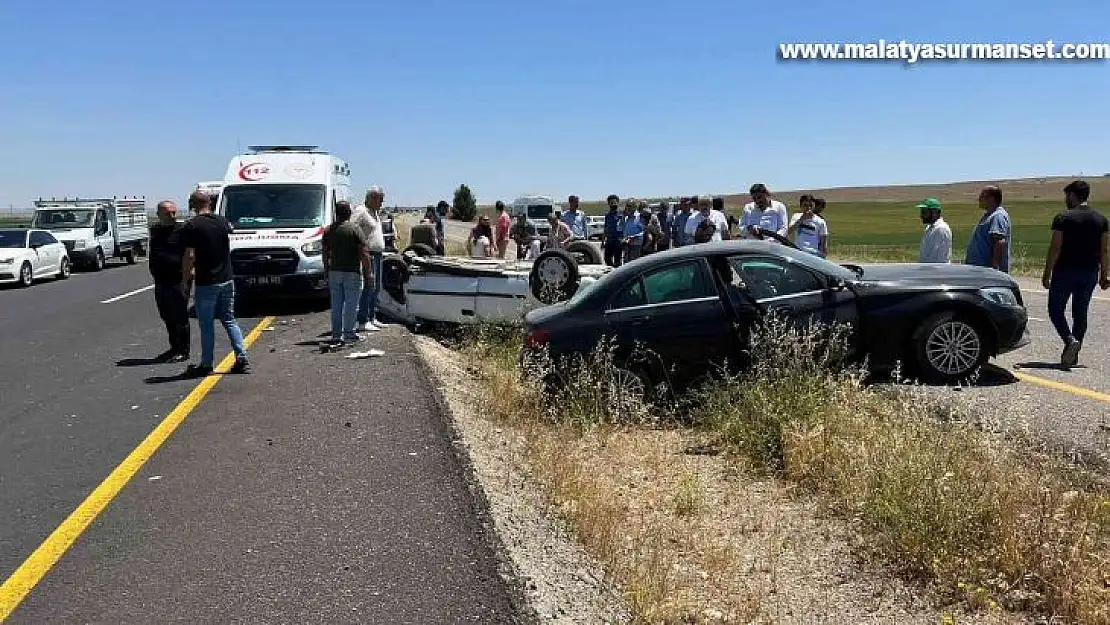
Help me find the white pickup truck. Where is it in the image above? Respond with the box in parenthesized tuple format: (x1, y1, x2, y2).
(31, 198, 149, 270)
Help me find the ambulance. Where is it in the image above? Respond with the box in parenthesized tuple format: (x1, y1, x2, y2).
(215, 145, 352, 298)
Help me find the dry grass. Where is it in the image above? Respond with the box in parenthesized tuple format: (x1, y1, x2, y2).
(447, 319, 1110, 624)
(392, 214, 468, 256)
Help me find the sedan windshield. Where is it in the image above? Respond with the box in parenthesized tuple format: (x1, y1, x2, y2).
(0, 230, 27, 248)
(221, 184, 327, 229)
(32, 209, 95, 229)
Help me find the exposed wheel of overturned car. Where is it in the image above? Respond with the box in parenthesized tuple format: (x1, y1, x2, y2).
(402, 243, 437, 258)
(381, 256, 410, 304)
(565, 239, 603, 265)
(529, 249, 579, 304)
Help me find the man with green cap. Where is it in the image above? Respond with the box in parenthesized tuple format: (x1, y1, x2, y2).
(917, 198, 951, 263)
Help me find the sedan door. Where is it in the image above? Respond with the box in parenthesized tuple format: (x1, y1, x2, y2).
(727, 254, 860, 349)
(602, 257, 736, 386)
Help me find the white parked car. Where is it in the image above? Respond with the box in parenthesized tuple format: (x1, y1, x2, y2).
(0, 228, 72, 287)
(377, 247, 613, 327)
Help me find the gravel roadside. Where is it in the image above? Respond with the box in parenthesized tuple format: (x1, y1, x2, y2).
(414, 335, 1037, 624)
(416, 335, 635, 624)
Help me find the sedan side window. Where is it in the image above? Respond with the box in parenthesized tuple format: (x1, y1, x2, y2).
(610, 279, 646, 310)
(642, 260, 717, 305)
(729, 256, 824, 301)
(30, 231, 50, 247)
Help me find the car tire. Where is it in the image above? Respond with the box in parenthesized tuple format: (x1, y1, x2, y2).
(402, 243, 437, 258)
(93, 247, 105, 271)
(608, 365, 654, 408)
(382, 256, 409, 304)
(529, 249, 579, 304)
(18, 262, 33, 287)
(565, 240, 603, 265)
(911, 311, 988, 384)
(58, 257, 71, 280)
(124, 250, 137, 265)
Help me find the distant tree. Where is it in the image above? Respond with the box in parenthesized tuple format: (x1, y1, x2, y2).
(451, 184, 477, 221)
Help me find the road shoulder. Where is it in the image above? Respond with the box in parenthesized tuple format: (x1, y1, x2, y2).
(416, 335, 635, 624)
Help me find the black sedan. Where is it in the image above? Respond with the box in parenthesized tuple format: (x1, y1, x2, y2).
(522, 240, 1030, 392)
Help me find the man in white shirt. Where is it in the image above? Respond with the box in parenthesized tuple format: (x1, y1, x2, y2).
(917, 197, 952, 263)
(350, 186, 388, 331)
(684, 195, 731, 243)
(740, 183, 789, 239)
(788, 194, 829, 257)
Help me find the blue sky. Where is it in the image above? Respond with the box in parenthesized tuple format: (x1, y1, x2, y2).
(1, 0, 1108, 209)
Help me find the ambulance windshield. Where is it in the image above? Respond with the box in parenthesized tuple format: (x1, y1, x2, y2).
(221, 184, 327, 229)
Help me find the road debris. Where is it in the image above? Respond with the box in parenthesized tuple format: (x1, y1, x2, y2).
(346, 349, 385, 359)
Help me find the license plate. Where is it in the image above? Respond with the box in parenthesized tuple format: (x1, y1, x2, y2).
(244, 276, 283, 286)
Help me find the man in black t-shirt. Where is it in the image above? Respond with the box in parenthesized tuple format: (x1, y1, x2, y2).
(1041, 180, 1110, 367)
(180, 191, 250, 377)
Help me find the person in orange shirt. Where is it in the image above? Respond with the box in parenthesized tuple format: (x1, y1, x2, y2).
(494, 200, 512, 259)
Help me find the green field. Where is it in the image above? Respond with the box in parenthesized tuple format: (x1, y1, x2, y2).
(477, 198, 1054, 276)
(818, 199, 1052, 275)
(0, 216, 30, 227)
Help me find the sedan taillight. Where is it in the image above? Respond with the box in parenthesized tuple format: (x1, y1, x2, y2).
(525, 328, 551, 349)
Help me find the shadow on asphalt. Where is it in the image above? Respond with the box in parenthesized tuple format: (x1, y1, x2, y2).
(143, 371, 199, 384)
(970, 364, 1021, 387)
(143, 369, 251, 385)
(866, 364, 1020, 389)
(117, 356, 168, 367)
(1014, 361, 1087, 372)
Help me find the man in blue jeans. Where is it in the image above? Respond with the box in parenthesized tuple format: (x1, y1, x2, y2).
(350, 186, 388, 332)
(323, 201, 373, 345)
(179, 191, 250, 377)
(1041, 180, 1110, 368)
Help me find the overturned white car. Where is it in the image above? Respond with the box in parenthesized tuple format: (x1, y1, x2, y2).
(377, 248, 612, 326)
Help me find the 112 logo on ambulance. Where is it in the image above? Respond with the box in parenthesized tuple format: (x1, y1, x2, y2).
(238, 162, 271, 181)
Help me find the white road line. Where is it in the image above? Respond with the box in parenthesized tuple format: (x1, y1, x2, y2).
(100, 284, 154, 304)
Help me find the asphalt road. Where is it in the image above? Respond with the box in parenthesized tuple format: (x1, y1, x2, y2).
(0, 260, 520, 623)
(926, 277, 1110, 458)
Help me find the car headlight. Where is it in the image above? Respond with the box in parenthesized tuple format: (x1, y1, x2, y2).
(980, 287, 1018, 307)
(301, 240, 323, 256)
(74, 240, 86, 249)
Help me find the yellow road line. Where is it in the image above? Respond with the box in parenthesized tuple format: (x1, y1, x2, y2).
(1011, 368, 1110, 403)
(0, 316, 275, 622)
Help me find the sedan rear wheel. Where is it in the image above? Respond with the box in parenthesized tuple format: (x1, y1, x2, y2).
(607, 366, 651, 415)
(913, 312, 987, 383)
(58, 257, 71, 279)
